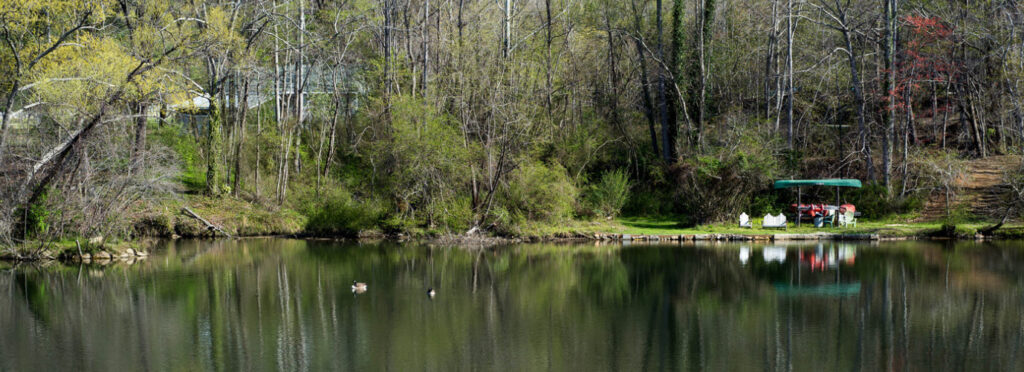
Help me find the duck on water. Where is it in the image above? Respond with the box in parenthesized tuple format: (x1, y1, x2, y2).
(352, 281, 368, 293)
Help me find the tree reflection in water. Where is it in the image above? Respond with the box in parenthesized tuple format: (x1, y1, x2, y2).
(1, 239, 1023, 371)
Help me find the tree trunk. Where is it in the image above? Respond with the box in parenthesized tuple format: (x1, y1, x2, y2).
(255, 83, 262, 200)
(0, 77, 19, 163)
(785, 0, 794, 149)
(882, 0, 897, 188)
(503, 0, 512, 58)
(765, 0, 779, 120)
(544, 0, 553, 117)
(131, 102, 148, 172)
(632, 0, 660, 157)
(656, 0, 670, 162)
(422, 0, 430, 97)
(697, 0, 716, 147)
(273, 0, 283, 126)
(842, 27, 874, 181)
(205, 100, 223, 196)
(232, 78, 250, 196)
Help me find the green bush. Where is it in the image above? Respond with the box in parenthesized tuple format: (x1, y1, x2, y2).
(367, 96, 474, 231)
(423, 196, 474, 232)
(25, 188, 52, 239)
(749, 192, 784, 216)
(844, 182, 895, 218)
(583, 169, 630, 218)
(673, 150, 778, 224)
(502, 162, 578, 223)
(303, 189, 384, 236)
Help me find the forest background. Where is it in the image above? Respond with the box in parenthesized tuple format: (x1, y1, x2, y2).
(2, 0, 1022, 244)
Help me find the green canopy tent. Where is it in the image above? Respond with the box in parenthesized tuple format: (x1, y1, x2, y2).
(773, 179, 862, 226)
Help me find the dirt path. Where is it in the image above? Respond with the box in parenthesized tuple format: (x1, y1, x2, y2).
(917, 155, 1019, 222)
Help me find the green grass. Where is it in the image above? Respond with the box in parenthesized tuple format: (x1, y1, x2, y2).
(609, 216, 1008, 238)
(499, 219, 621, 238)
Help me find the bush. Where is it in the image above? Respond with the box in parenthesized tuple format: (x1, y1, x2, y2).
(302, 189, 384, 236)
(749, 192, 784, 216)
(502, 162, 578, 223)
(843, 182, 907, 218)
(583, 170, 630, 218)
(423, 196, 474, 232)
(133, 213, 175, 237)
(672, 151, 779, 224)
(367, 96, 473, 231)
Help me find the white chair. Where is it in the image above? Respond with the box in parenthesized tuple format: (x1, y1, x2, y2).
(739, 213, 752, 228)
(838, 210, 857, 228)
(762, 213, 787, 230)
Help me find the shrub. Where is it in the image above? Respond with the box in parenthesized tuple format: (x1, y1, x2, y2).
(133, 213, 175, 237)
(583, 169, 630, 218)
(502, 162, 578, 223)
(672, 151, 778, 224)
(302, 189, 384, 236)
(749, 192, 784, 216)
(423, 196, 474, 232)
(843, 182, 893, 218)
(367, 96, 473, 231)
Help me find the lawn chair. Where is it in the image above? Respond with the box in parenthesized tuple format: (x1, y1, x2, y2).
(838, 210, 857, 228)
(762, 213, 787, 230)
(739, 213, 752, 228)
(820, 212, 835, 228)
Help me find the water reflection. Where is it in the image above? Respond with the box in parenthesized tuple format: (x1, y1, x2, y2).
(1, 239, 1023, 371)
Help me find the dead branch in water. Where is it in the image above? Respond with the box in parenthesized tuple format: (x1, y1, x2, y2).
(181, 207, 232, 238)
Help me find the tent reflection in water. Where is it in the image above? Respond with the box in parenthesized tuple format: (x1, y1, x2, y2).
(773, 179, 863, 227)
(773, 243, 860, 297)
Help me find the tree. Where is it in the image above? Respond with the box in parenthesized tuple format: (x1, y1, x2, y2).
(0, 1, 104, 162)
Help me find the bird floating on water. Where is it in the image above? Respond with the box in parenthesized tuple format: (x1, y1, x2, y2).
(427, 287, 436, 298)
(352, 281, 368, 293)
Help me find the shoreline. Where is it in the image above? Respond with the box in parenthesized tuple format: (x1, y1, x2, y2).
(3, 220, 1021, 263)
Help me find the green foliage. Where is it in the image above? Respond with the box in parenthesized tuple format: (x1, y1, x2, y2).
(367, 96, 473, 228)
(423, 196, 474, 232)
(673, 148, 779, 224)
(844, 183, 893, 218)
(583, 169, 631, 218)
(841, 182, 922, 219)
(151, 122, 204, 191)
(623, 187, 676, 217)
(24, 188, 52, 239)
(302, 188, 384, 236)
(502, 162, 578, 223)
(749, 193, 783, 216)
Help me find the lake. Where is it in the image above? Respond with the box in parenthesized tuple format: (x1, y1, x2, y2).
(2, 239, 1023, 371)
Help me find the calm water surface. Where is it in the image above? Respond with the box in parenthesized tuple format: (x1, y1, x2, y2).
(2, 239, 1024, 371)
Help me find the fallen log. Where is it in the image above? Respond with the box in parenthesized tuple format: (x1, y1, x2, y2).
(979, 206, 1013, 236)
(181, 207, 232, 238)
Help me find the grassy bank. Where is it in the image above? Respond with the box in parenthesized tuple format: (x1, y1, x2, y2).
(131, 195, 307, 238)
(482, 214, 1022, 241)
(602, 216, 1024, 239)
(6, 199, 1022, 263)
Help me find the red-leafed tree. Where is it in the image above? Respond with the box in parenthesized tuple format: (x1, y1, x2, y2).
(887, 15, 957, 148)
